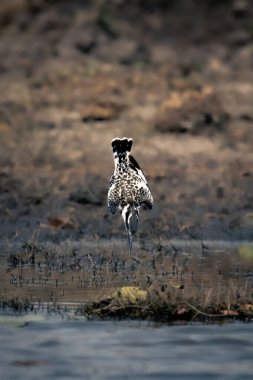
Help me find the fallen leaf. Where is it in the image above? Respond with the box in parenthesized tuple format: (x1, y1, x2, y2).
(177, 306, 187, 315)
(240, 304, 253, 312)
(239, 245, 253, 261)
(112, 286, 148, 304)
(222, 310, 239, 316)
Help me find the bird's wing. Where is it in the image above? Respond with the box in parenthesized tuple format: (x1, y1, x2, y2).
(129, 155, 153, 209)
(129, 154, 148, 185)
(139, 184, 153, 209)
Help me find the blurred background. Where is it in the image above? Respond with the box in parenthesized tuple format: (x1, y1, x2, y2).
(0, 0, 253, 244)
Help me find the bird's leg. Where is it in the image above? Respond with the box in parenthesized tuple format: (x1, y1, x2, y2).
(127, 232, 132, 255)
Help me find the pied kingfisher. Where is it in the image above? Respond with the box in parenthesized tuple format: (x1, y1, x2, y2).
(107, 137, 153, 253)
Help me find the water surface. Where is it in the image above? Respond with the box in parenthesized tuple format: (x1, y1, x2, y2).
(0, 317, 252, 380)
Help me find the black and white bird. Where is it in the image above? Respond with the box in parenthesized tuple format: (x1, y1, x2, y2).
(107, 137, 153, 253)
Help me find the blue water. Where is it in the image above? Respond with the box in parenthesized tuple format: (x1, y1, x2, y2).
(0, 317, 252, 380)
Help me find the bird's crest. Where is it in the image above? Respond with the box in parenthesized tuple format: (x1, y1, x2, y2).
(111, 137, 133, 154)
(111, 137, 133, 164)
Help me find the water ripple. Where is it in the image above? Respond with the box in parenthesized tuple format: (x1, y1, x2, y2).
(0, 319, 252, 380)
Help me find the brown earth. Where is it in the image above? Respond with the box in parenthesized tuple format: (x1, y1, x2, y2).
(0, 0, 252, 318)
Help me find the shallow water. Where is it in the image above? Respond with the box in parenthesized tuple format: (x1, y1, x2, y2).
(1, 239, 253, 306)
(0, 317, 253, 380)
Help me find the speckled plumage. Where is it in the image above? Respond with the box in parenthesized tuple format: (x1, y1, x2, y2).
(107, 137, 153, 252)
